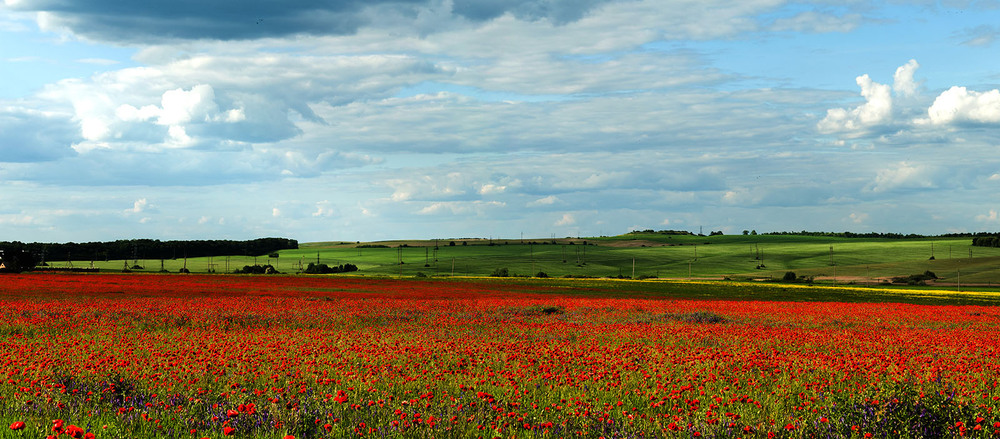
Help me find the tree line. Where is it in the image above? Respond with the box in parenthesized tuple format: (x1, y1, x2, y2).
(972, 235, 1000, 248)
(0, 237, 298, 266)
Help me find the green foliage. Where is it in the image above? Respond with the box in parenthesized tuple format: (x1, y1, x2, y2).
(891, 271, 939, 285)
(783, 271, 797, 282)
(491, 267, 510, 277)
(0, 248, 37, 272)
(304, 262, 358, 274)
(627, 229, 694, 236)
(234, 264, 279, 274)
(0, 237, 298, 262)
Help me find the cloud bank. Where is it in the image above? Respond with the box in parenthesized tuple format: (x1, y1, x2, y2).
(3, 1, 1000, 242)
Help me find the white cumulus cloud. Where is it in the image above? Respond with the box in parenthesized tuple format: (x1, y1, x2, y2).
(527, 195, 559, 207)
(126, 198, 148, 213)
(555, 213, 576, 226)
(870, 162, 936, 193)
(313, 201, 335, 217)
(818, 74, 892, 133)
(976, 210, 1000, 223)
(922, 86, 1000, 125)
(478, 183, 506, 195)
(892, 59, 920, 97)
(158, 84, 219, 125)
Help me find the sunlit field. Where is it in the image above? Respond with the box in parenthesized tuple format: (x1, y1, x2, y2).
(3, 273, 1000, 438)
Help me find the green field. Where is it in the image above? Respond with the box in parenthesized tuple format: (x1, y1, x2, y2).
(43, 232, 1000, 287)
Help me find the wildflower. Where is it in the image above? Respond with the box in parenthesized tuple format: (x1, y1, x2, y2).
(64, 425, 85, 439)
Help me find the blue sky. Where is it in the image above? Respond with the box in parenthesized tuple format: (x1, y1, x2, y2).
(2, 0, 1000, 243)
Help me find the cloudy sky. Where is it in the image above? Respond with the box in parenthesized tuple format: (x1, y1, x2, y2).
(2, 0, 1000, 243)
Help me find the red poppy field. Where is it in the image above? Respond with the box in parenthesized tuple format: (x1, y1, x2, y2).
(2, 273, 1000, 438)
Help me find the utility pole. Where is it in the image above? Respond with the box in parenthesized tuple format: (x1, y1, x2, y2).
(632, 257, 635, 279)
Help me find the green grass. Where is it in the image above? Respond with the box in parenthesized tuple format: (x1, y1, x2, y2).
(45, 234, 1000, 286)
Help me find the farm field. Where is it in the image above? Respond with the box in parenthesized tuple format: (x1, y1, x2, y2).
(2, 273, 1000, 438)
(44, 233, 1000, 285)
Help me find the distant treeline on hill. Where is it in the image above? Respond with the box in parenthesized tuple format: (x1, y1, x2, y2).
(767, 231, 1000, 240)
(971, 235, 1000, 248)
(628, 229, 1000, 240)
(0, 238, 298, 262)
(762, 231, 929, 239)
(627, 230, 695, 236)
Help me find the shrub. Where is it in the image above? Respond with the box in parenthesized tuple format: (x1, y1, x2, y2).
(491, 267, 510, 277)
(891, 271, 938, 285)
(235, 264, 279, 274)
(535, 271, 549, 278)
(304, 262, 358, 274)
(783, 271, 797, 282)
(518, 305, 565, 315)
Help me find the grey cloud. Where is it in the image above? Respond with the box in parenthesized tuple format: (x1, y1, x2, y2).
(451, 0, 611, 24)
(0, 108, 79, 162)
(19, 0, 388, 42)
(1, 147, 375, 186)
(13, 0, 611, 43)
(767, 11, 863, 33)
(957, 24, 1000, 46)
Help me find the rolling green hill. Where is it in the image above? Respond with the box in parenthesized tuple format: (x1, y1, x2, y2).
(48, 233, 1000, 287)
